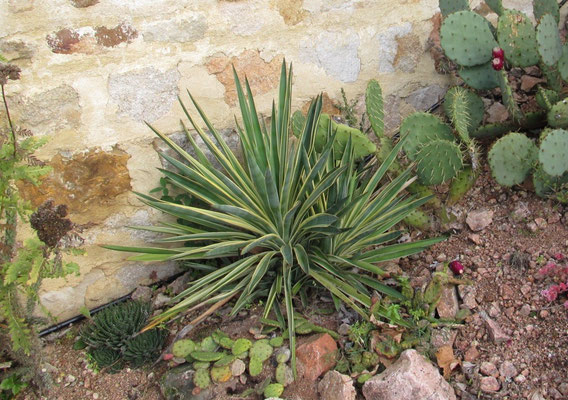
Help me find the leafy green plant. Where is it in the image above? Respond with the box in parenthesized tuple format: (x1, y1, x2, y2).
(106, 61, 444, 374)
(0, 61, 82, 392)
(0, 373, 27, 400)
(76, 301, 167, 372)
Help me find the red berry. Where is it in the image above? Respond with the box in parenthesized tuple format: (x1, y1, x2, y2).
(449, 260, 464, 275)
(492, 57, 504, 71)
(163, 353, 174, 361)
(553, 253, 564, 261)
(492, 47, 504, 59)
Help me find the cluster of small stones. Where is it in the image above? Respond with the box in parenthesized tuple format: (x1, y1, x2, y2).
(0, 0, 448, 320)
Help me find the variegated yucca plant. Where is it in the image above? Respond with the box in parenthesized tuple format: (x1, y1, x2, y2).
(105, 61, 444, 374)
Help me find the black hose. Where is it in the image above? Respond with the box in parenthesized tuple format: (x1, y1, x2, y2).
(38, 270, 187, 337)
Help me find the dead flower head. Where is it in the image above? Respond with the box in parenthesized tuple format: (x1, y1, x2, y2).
(0, 63, 21, 85)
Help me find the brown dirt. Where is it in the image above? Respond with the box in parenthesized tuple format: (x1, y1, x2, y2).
(16, 166, 568, 400)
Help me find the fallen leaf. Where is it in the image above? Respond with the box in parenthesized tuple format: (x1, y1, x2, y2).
(436, 345, 460, 379)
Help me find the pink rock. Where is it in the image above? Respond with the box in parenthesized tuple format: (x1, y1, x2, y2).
(318, 370, 356, 400)
(466, 210, 494, 232)
(436, 286, 459, 319)
(480, 362, 499, 377)
(480, 311, 511, 344)
(296, 333, 338, 381)
(362, 349, 456, 400)
(480, 376, 500, 392)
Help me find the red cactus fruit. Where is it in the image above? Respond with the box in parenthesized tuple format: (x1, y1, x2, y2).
(449, 260, 464, 275)
(492, 57, 504, 71)
(492, 47, 504, 59)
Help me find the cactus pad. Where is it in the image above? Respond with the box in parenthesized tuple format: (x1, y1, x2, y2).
(440, 11, 497, 67)
(415, 140, 463, 185)
(459, 63, 500, 90)
(533, 165, 568, 198)
(533, 0, 560, 23)
(404, 209, 431, 230)
(539, 129, 568, 176)
(400, 113, 454, 160)
(200, 336, 218, 352)
(448, 167, 478, 205)
(264, 383, 284, 398)
(556, 44, 568, 82)
(439, 0, 469, 17)
(536, 14, 562, 67)
(485, 0, 504, 16)
(214, 354, 236, 367)
(536, 88, 560, 111)
(193, 361, 211, 369)
(250, 340, 273, 362)
(548, 100, 568, 129)
(269, 336, 284, 347)
(488, 132, 537, 186)
(193, 368, 211, 389)
(497, 10, 539, 67)
(366, 79, 384, 139)
(248, 357, 263, 376)
(443, 86, 484, 138)
(172, 339, 197, 359)
(316, 114, 376, 160)
(275, 363, 293, 386)
(210, 365, 232, 383)
(231, 338, 252, 356)
(190, 351, 225, 362)
(219, 337, 234, 350)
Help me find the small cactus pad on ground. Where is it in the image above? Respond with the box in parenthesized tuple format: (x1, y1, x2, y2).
(190, 351, 225, 362)
(440, 11, 497, 67)
(269, 336, 284, 347)
(533, 165, 568, 198)
(200, 336, 218, 352)
(210, 365, 232, 383)
(536, 14, 562, 67)
(488, 132, 538, 186)
(459, 63, 500, 90)
(497, 10, 539, 67)
(232, 338, 252, 356)
(415, 140, 463, 185)
(533, 0, 560, 23)
(439, 0, 469, 16)
(193, 368, 211, 389)
(248, 357, 263, 377)
(539, 129, 568, 176)
(400, 113, 454, 160)
(214, 354, 236, 367)
(250, 340, 273, 362)
(264, 383, 285, 398)
(172, 339, 197, 359)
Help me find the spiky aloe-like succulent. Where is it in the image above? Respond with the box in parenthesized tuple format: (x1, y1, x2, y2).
(79, 301, 166, 371)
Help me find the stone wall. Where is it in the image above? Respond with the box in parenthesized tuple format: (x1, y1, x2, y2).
(0, 0, 470, 321)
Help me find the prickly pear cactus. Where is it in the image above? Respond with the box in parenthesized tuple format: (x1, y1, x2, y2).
(250, 340, 273, 362)
(193, 368, 211, 389)
(214, 354, 236, 367)
(485, 0, 504, 16)
(316, 114, 376, 160)
(210, 365, 232, 383)
(264, 383, 284, 398)
(248, 357, 263, 377)
(415, 140, 463, 185)
(488, 132, 538, 186)
(400, 113, 454, 160)
(443, 86, 484, 140)
(440, 11, 497, 67)
(548, 99, 568, 129)
(536, 14, 562, 67)
(448, 167, 478, 205)
(193, 361, 211, 369)
(497, 10, 539, 67)
(404, 209, 432, 230)
(536, 88, 560, 111)
(533, 165, 568, 199)
(232, 338, 252, 356)
(459, 63, 500, 90)
(190, 351, 225, 362)
(539, 129, 568, 176)
(557, 44, 568, 83)
(275, 363, 293, 386)
(366, 79, 384, 139)
(533, 0, 560, 23)
(269, 336, 284, 347)
(439, 0, 469, 17)
(172, 339, 197, 359)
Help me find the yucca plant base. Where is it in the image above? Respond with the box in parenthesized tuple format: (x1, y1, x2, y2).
(105, 61, 444, 373)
